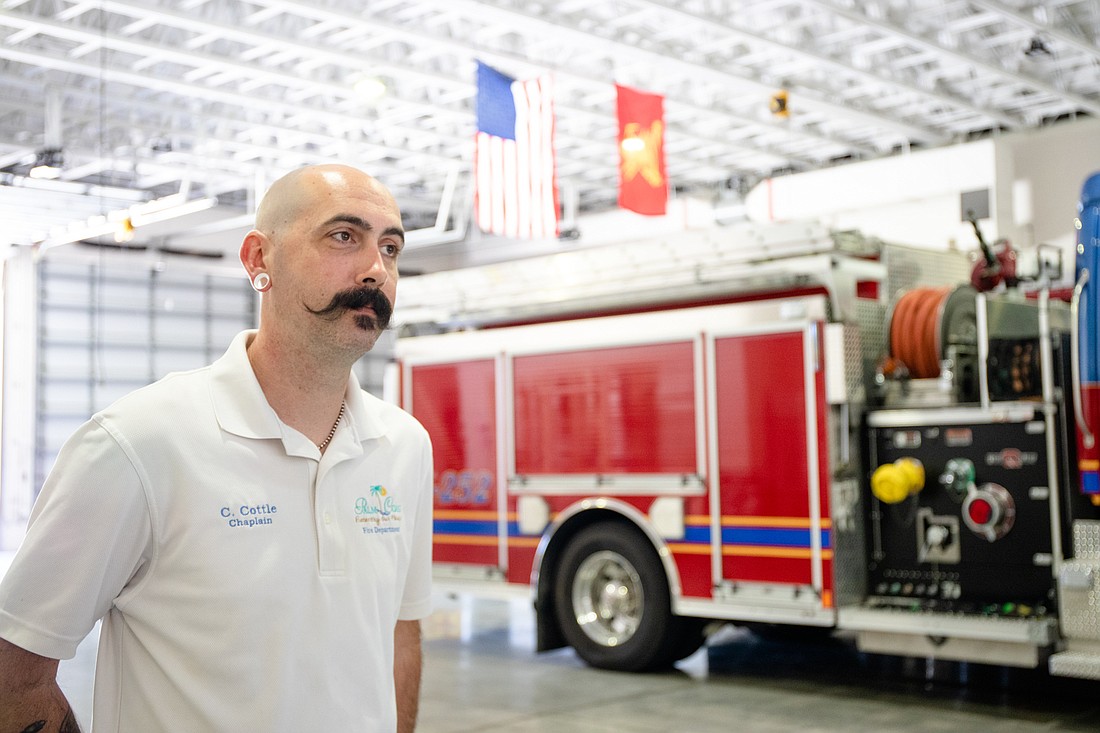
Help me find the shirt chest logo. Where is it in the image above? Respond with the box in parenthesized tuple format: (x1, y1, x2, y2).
(355, 485, 403, 535)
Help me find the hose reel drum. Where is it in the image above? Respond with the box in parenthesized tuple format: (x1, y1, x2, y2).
(885, 285, 979, 401)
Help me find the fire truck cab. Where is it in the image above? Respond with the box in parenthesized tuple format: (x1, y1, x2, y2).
(396, 176, 1100, 678)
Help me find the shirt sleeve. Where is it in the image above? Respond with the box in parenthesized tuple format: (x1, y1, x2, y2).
(397, 433, 433, 621)
(0, 418, 153, 660)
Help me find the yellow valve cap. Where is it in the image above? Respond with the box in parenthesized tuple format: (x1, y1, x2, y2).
(871, 458, 925, 504)
(896, 457, 925, 491)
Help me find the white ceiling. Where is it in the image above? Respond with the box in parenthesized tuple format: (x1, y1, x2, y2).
(1, 0, 1098, 271)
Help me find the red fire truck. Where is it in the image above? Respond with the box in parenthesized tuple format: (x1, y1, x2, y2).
(396, 193, 1100, 678)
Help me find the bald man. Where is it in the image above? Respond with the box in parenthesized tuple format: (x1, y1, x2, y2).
(0, 165, 434, 732)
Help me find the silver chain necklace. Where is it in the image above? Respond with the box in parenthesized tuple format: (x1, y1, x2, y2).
(317, 402, 346, 451)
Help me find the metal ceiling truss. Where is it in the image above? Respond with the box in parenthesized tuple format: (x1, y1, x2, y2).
(0, 0, 1097, 256)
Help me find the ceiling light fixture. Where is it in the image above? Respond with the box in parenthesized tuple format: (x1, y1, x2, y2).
(35, 194, 218, 252)
(353, 74, 387, 102)
(28, 147, 64, 179)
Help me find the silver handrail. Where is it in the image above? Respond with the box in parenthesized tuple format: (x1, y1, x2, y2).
(1071, 269, 1095, 449)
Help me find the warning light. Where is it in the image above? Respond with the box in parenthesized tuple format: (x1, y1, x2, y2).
(962, 483, 1015, 541)
(114, 216, 135, 243)
(967, 497, 993, 525)
(769, 89, 789, 118)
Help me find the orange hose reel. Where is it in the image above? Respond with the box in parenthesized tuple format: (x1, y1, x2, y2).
(888, 286, 953, 379)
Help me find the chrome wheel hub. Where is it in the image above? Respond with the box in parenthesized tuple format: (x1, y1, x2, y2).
(571, 550, 643, 647)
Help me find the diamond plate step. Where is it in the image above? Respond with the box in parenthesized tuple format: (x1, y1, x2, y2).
(1049, 650, 1100, 680)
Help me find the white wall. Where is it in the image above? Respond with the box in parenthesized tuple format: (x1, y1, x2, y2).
(997, 117, 1100, 255)
(743, 118, 1100, 281)
(745, 141, 997, 251)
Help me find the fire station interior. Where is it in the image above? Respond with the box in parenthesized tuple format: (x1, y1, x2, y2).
(4, 1, 1100, 731)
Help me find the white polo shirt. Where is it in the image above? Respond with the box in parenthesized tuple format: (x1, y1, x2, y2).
(0, 330, 433, 731)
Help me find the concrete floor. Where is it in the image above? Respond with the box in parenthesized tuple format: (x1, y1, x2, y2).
(24, 585, 1100, 732)
(416, 595, 1100, 733)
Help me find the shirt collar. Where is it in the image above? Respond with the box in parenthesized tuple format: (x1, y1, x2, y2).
(342, 372, 388, 444)
(210, 330, 388, 451)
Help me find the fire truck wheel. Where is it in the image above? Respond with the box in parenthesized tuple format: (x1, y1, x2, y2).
(670, 618, 709, 662)
(554, 522, 679, 672)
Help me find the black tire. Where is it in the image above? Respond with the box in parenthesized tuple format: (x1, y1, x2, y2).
(670, 617, 710, 662)
(554, 522, 679, 671)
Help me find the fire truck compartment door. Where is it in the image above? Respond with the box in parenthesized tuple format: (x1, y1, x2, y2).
(709, 322, 831, 610)
(407, 357, 506, 579)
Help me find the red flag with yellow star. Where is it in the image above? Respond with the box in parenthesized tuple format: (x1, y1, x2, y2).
(616, 84, 667, 216)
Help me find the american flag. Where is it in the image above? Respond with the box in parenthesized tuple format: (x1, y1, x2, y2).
(475, 61, 559, 239)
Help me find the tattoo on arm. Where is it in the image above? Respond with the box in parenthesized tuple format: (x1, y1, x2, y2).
(18, 709, 80, 733)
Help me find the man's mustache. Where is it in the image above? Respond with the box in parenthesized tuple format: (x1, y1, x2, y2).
(305, 286, 393, 330)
